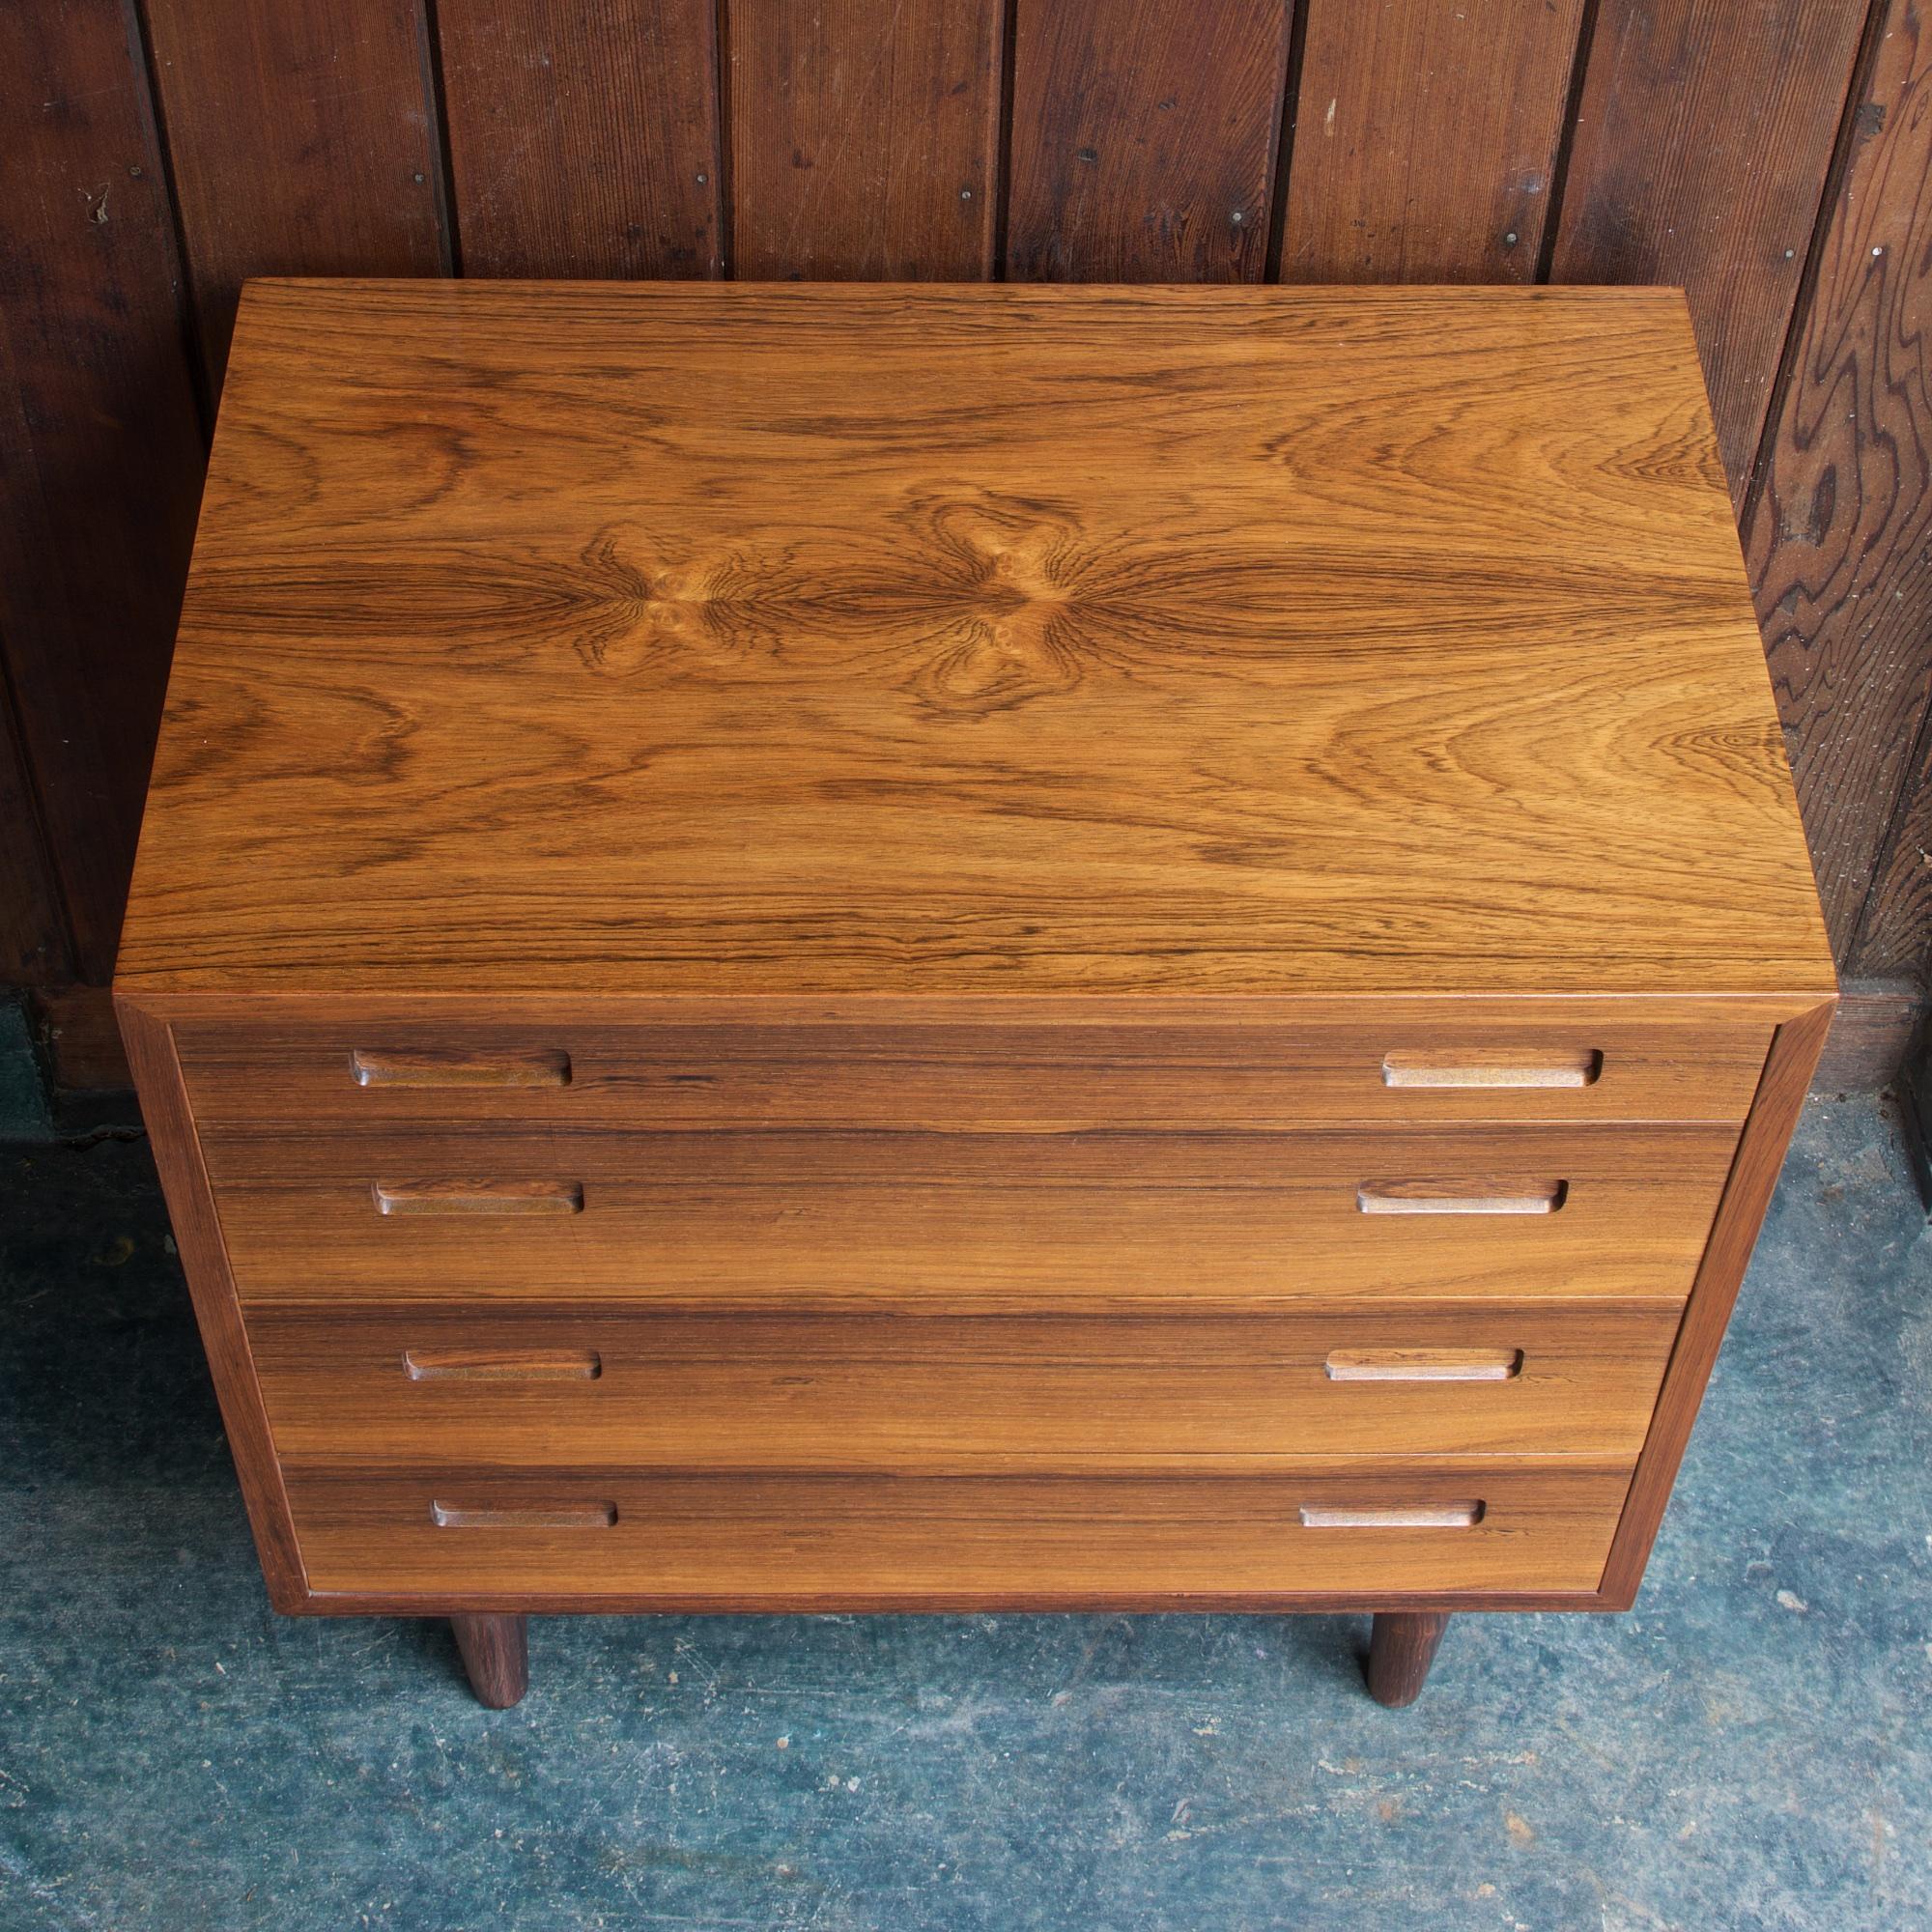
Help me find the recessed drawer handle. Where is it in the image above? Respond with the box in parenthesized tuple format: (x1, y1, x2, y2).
(1356, 1179, 1566, 1215)
(1381, 1050, 1602, 1089)
(405, 1349, 604, 1381)
(374, 1179, 584, 1216)
(430, 1500, 618, 1530)
(1324, 1348, 1522, 1381)
(1299, 1503, 1485, 1529)
(351, 1048, 572, 1088)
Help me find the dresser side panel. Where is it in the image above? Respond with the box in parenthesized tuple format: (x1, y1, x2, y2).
(1596, 998, 1836, 1605)
(116, 996, 309, 1610)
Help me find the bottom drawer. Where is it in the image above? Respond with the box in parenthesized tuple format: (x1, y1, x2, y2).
(283, 1465, 1633, 1604)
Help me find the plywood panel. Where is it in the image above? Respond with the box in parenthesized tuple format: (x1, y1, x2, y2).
(730, 0, 1002, 278)
(0, 0, 205, 981)
(439, 0, 722, 278)
(143, 0, 444, 387)
(1745, 2, 1932, 963)
(1550, 0, 1869, 502)
(1006, 0, 1291, 280)
(1285, 0, 1586, 282)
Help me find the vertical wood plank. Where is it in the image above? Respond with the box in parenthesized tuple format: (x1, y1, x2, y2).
(0, 672, 68, 983)
(439, 0, 723, 278)
(143, 0, 445, 389)
(1549, 0, 1870, 504)
(730, 0, 1003, 279)
(1284, 0, 1586, 282)
(1849, 721, 1932, 978)
(1745, 2, 1932, 966)
(1006, 0, 1292, 282)
(0, 0, 205, 982)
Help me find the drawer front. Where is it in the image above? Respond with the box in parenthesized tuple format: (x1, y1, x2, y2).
(210, 1124, 1738, 1305)
(250, 1303, 1683, 1468)
(174, 1010, 1773, 1134)
(283, 1465, 1634, 1602)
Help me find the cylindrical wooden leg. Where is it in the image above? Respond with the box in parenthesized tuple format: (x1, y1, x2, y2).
(452, 1613, 528, 1708)
(1365, 1611, 1450, 1707)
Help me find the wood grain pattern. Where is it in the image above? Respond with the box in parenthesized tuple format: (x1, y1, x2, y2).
(1598, 999, 1833, 1604)
(1365, 1609, 1450, 1705)
(1856, 747, 1932, 978)
(141, 0, 444, 386)
(730, 0, 1003, 279)
(1005, 0, 1291, 281)
(28, 983, 133, 1093)
(1284, 0, 1586, 283)
(0, 0, 205, 981)
(438, 0, 722, 278)
(371, 1178, 583, 1215)
(450, 1611, 527, 1707)
(7, 4, 1918, 1084)
(115, 280, 1833, 1637)
(114, 1002, 307, 1608)
(201, 1123, 1740, 1306)
(1812, 978, 1922, 1090)
(0, 676, 66, 982)
(1745, 2, 1932, 967)
(350, 1045, 573, 1089)
(284, 1464, 1634, 1603)
(249, 1302, 1684, 1467)
(118, 282, 1834, 1003)
(1548, 0, 1870, 502)
(171, 1007, 1779, 1133)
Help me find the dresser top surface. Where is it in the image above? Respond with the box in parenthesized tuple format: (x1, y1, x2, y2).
(118, 279, 1833, 1003)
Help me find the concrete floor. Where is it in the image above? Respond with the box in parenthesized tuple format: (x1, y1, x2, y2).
(0, 1081, 1927, 1931)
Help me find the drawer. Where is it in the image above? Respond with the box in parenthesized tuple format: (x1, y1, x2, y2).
(283, 1464, 1634, 1602)
(211, 1124, 1739, 1306)
(249, 1303, 1683, 1468)
(173, 1009, 1774, 1134)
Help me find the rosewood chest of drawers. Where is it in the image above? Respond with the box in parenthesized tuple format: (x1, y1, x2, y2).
(117, 280, 1836, 1708)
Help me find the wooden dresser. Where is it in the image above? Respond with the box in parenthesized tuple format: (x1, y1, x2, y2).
(117, 281, 1836, 1708)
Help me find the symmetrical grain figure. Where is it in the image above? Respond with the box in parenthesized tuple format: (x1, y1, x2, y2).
(118, 284, 1834, 1704)
(3, 1, 1923, 1091)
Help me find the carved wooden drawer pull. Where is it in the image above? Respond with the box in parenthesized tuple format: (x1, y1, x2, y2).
(351, 1047, 573, 1088)
(430, 1500, 618, 1530)
(373, 1179, 584, 1216)
(404, 1349, 604, 1381)
(1356, 1179, 1566, 1215)
(1324, 1348, 1522, 1381)
(1380, 1049, 1602, 1089)
(1299, 1503, 1486, 1529)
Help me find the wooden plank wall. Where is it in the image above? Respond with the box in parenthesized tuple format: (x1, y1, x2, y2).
(4, 0, 1925, 1086)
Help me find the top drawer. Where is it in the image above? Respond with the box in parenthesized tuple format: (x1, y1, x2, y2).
(172, 1008, 1774, 1134)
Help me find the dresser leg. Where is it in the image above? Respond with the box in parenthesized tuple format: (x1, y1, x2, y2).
(1365, 1611, 1450, 1707)
(451, 1614, 528, 1708)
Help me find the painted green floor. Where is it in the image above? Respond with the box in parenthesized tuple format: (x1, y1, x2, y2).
(0, 1093, 1927, 1929)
